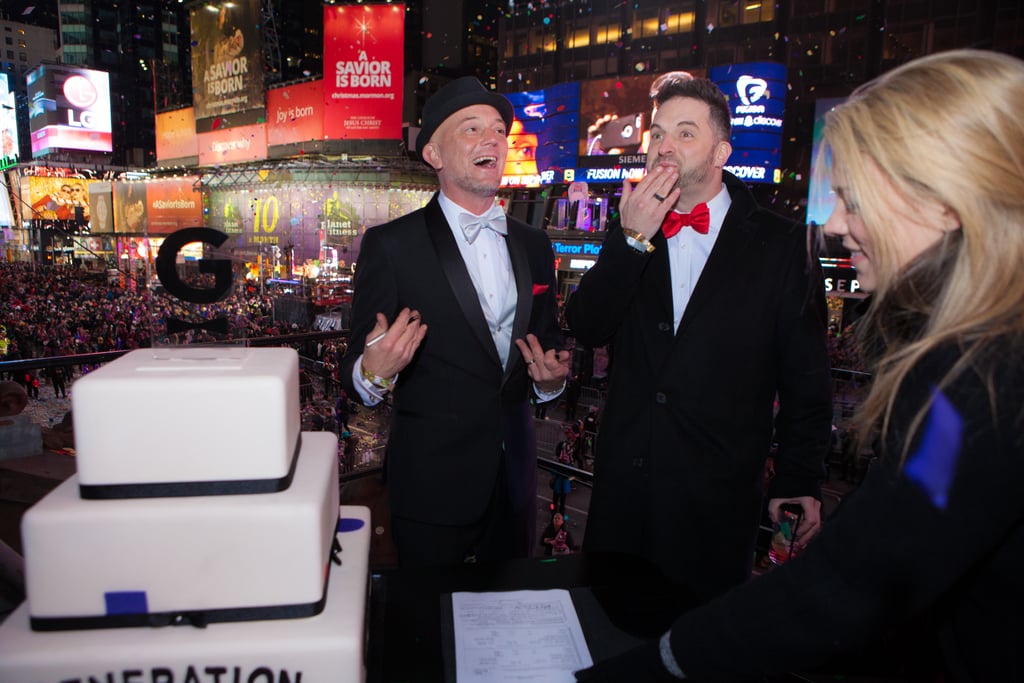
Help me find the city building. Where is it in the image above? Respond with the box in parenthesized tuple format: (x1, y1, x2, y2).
(0, 18, 58, 164)
(496, 0, 1024, 314)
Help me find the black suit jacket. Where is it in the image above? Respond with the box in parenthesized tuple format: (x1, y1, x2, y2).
(565, 172, 832, 601)
(340, 194, 563, 536)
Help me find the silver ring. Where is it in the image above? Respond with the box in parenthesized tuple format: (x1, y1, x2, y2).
(526, 360, 535, 365)
(653, 193, 666, 202)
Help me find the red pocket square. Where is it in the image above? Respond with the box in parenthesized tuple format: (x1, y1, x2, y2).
(532, 284, 549, 296)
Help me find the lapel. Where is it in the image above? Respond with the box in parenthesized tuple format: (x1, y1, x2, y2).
(649, 231, 675, 321)
(676, 179, 756, 336)
(424, 197, 503, 368)
(504, 222, 532, 383)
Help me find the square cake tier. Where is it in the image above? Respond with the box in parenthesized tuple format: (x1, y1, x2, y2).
(22, 432, 339, 627)
(0, 505, 370, 683)
(72, 347, 301, 494)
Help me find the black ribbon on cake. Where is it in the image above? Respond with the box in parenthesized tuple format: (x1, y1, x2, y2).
(30, 569, 331, 631)
(29, 513, 342, 632)
(79, 434, 303, 500)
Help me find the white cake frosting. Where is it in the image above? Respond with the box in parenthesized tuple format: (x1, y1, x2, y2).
(0, 346, 370, 682)
(0, 505, 370, 683)
(71, 347, 301, 494)
(22, 432, 339, 628)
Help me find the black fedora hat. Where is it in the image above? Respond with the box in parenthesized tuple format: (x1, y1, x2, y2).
(416, 77, 514, 161)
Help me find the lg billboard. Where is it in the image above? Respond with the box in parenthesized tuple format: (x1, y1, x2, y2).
(27, 65, 113, 156)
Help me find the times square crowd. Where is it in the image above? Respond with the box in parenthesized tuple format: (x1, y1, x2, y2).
(0, 261, 378, 463)
(0, 261, 864, 465)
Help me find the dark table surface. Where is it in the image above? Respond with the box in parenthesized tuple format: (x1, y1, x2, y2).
(366, 551, 698, 683)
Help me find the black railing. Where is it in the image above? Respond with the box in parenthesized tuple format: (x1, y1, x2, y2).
(2, 335, 868, 493)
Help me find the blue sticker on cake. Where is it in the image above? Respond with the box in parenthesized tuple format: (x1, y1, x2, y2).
(904, 387, 963, 510)
(105, 591, 149, 615)
(337, 517, 365, 533)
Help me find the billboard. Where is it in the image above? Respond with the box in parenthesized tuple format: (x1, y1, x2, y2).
(1, 73, 19, 169)
(88, 181, 114, 234)
(806, 97, 847, 227)
(575, 75, 659, 184)
(197, 122, 268, 166)
(501, 82, 579, 189)
(710, 61, 787, 185)
(190, 0, 266, 124)
(25, 176, 97, 230)
(323, 4, 404, 140)
(267, 80, 324, 146)
(27, 65, 113, 156)
(155, 108, 199, 163)
(0, 178, 13, 228)
(141, 177, 204, 235)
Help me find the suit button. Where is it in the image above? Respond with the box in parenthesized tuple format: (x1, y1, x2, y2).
(632, 457, 644, 468)
(655, 392, 667, 404)
(658, 322, 671, 332)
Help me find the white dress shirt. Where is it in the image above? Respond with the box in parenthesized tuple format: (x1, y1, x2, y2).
(354, 191, 563, 404)
(667, 183, 731, 332)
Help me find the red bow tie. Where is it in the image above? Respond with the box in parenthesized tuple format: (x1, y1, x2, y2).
(661, 203, 710, 238)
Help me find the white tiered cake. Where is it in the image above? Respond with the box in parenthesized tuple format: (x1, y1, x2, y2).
(0, 348, 370, 683)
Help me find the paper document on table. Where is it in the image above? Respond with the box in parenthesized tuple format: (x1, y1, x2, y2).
(452, 588, 593, 682)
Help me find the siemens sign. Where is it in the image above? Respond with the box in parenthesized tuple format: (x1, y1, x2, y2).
(552, 241, 602, 256)
(710, 62, 787, 185)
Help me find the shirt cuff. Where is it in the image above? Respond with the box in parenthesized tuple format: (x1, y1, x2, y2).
(534, 378, 566, 403)
(352, 356, 387, 406)
(659, 631, 686, 679)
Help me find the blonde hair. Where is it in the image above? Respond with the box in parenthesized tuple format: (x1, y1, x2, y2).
(823, 49, 1024, 456)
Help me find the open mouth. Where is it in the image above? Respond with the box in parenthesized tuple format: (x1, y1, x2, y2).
(473, 155, 498, 168)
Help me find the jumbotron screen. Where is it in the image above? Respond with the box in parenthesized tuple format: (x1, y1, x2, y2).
(27, 65, 113, 156)
(501, 82, 579, 188)
(710, 61, 787, 185)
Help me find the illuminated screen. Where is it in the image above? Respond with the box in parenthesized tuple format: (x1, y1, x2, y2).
(267, 80, 324, 146)
(27, 65, 113, 156)
(114, 178, 203, 235)
(806, 97, 847, 227)
(0, 178, 13, 227)
(575, 75, 656, 184)
(155, 108, 199, 163)
(190, 0, 266, 124)
(1, 73, 19, 168)
(710, 61, 787, 185)
(323, 4, 404, 140)
(89, 181, 114, 234)
(197, 122, 268, 165)
(501, 82, 579, 188)
(26, 176, 99, 231)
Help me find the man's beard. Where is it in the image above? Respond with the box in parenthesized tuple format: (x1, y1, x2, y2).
(454, 174, 501, 198)
(676, 148, 717, 190)
(650, 147, 718, 193)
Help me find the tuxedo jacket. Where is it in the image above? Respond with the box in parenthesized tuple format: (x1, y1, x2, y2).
(565, 172, 833, 601)
(340, 194, 563, 532)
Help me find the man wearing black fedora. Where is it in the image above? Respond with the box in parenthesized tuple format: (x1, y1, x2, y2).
(340, 76, 569, 568)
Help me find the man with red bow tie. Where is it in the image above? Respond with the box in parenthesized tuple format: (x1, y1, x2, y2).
(565, 75, 832, 605)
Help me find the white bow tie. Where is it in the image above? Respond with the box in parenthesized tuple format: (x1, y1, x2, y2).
(459, 206, 508, 244)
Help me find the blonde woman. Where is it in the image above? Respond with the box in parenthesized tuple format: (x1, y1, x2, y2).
(577, 49, 1024, 683)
